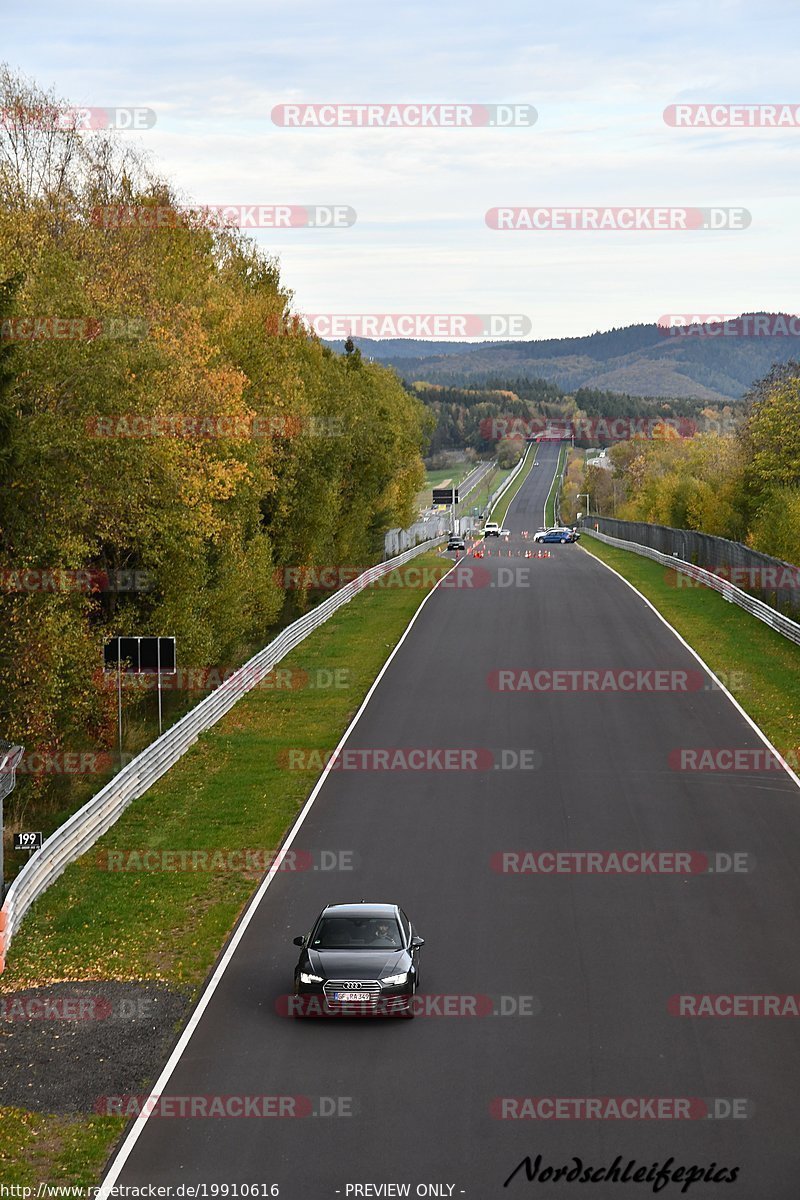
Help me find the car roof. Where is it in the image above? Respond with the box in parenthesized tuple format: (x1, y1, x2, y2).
(322, 902, 399, 918)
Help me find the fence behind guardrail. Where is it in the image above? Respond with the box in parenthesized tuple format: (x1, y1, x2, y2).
(584, 516, 800, 618)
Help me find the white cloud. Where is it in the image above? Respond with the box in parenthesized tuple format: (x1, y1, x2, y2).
(5, 0, 800, 335)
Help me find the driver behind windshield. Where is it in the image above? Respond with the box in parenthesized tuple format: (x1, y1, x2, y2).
(371, 919, 399, 947)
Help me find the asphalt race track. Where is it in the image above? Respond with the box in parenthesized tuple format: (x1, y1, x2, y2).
(106, 437, 800, 1198)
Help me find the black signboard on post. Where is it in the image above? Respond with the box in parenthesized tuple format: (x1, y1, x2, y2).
(14, 831, 43, 852)
(103, 637, 176, 675)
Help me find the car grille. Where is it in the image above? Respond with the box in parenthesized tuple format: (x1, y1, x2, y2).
(323, 980, 383, 1008)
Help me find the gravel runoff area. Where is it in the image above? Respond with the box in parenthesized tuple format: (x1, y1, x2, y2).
(0, 980, 192, 1114)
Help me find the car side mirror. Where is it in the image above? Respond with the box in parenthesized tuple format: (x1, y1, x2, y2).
(410, 935, 425, 948)
(293, 936, 305, 947)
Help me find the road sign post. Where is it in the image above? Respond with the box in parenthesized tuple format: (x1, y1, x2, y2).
(116, 641, 123, 761)
(0, 740, 24, 902)
(432, 487, 459, 531)
(103, 637, 177, 764)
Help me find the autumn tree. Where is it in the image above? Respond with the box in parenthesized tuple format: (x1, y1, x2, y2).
(0, 66, 429, 810)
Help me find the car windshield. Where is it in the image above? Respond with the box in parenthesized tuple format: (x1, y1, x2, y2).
(312, 915, 403, 949)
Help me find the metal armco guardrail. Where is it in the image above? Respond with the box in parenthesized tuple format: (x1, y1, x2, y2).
(0, 536, 447, 972)
(585, 514, 800, 618)
(553, 444, 567, 526)
(582, 527, 800, 648)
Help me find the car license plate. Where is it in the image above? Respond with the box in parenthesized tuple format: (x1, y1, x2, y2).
(333, 991, 370, 1002)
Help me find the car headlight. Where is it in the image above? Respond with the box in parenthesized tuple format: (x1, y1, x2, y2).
(382, 972, 408, 986)
(299, 971, 323, 984)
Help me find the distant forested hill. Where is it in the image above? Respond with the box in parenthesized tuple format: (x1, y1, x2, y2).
(329, 318, 800, 402)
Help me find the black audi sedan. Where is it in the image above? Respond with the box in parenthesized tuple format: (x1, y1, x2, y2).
(292, 902, 424, 1017)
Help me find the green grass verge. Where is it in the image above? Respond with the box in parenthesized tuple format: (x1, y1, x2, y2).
(491, 444, 539, 526)
(580, 534, 800, 762)
(0, 549, 450, 1183)
(0, 1109, 125, 1187)
(460, 464, 507, 516)
(544, 442, 567, 527)
(425, 465, 473, 487)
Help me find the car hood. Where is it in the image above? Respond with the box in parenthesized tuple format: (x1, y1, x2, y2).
(307, 948, 408, 978)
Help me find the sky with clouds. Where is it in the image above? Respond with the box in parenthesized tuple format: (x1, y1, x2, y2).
(5, 0, 800, 339)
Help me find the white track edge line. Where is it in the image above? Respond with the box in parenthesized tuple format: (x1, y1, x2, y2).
(99, 551, 459, 1192)
(580, 541, 800, 792)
